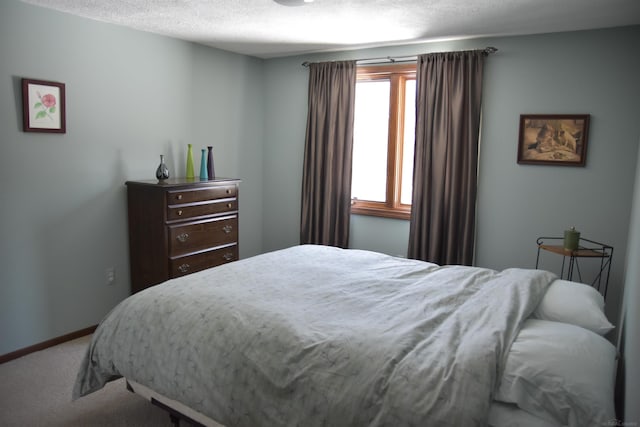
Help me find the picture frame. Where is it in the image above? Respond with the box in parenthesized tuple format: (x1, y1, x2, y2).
(22, 78, 66, 133)
(517, 114, 590, 166)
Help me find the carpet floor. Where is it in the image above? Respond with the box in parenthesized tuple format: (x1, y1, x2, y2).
(0, 335, 175, 427)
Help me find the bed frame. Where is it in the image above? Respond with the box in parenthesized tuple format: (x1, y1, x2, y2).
(126, 380, 222, 427)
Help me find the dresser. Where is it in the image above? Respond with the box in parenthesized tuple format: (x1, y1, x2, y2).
(126, 178, 240, 294)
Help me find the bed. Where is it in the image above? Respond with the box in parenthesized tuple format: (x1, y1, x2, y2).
(73, 244, 617, 426)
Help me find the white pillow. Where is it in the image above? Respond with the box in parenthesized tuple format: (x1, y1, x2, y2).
(496, 319, 617, 427)
(532, 279, 614, 335)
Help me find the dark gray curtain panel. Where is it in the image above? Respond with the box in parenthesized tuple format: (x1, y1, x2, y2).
(300, 61, 357, 248)
(408, 50, 486, 265)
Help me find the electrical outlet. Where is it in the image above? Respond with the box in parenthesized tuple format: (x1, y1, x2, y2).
(105, 267, 116, 286)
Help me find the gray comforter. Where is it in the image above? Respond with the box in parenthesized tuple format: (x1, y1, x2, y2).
(73, 245, 556, 426)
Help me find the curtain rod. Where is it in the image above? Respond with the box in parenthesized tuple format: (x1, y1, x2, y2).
(301, 46, 497, 67)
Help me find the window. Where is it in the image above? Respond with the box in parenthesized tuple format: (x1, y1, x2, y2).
(351, 64, 416, 220)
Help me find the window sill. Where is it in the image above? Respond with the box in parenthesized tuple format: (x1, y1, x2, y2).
(351, 205, 411, 220)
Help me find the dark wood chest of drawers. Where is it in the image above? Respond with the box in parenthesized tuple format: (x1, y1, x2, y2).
(126, 178, 240, 293)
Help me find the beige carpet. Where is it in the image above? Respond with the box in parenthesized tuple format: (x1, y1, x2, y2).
(0, 335, 174, 427)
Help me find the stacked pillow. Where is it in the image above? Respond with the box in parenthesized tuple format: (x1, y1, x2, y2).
(531, 279, 614, 335)
(495, 280, 617, 427)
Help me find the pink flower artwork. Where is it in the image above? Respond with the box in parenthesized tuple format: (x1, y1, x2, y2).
(22, 78, 66, 133)
(41, 94, 56, 108)
(34, 91, 57, 120)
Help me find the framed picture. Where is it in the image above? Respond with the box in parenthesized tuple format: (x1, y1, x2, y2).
(517, 114, 590, 166)
(22, 78, 66, 133)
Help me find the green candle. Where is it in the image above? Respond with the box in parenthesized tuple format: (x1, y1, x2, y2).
(563, 227, 580, 251)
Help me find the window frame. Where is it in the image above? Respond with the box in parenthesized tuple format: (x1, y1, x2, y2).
(351, 63, 416, 220)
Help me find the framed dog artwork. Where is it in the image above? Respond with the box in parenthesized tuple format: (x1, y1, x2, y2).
(517, 114, 590, 166)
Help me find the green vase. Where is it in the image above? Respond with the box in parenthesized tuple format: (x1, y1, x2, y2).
(186, 144, 195, 179)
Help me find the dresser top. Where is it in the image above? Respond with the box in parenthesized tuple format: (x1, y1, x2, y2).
(126, 177, 241, 188)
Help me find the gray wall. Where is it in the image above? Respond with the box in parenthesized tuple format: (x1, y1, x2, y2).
(475, 29, 639, 330)
(0, 0, 264, 355)
(623, 143, 640, 422)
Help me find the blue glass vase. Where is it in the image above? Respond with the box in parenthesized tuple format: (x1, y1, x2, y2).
(155, 154, 169, 181)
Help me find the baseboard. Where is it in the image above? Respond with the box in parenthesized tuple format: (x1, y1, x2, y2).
(0, 324, 97, 364)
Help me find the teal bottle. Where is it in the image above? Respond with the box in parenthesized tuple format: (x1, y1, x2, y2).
(199, 148, 208, 180)
(186, 144, 195, 179)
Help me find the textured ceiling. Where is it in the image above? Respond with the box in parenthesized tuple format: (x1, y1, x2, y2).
(22, 0, 640, 58)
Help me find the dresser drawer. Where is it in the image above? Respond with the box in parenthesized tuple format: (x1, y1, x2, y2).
(166, 186, 237, 205)
(170, 245, 238, 278)
(168, 216, 238, 257)
(167, 199, 237, 221)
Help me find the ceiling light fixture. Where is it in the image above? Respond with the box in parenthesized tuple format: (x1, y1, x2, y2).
(273, 0, 314, 6)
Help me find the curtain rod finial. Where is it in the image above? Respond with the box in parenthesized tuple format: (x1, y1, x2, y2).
(484, 47, 498, 54)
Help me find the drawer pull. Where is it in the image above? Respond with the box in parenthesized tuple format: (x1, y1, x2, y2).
(176, 194, 183, 200)
(227, 203, 232, 208)
(226, 189, 231, 194)
(177, 209, 183, 216)
(222, 225, 233, 234)
(223, 252, 234, 261)
(178, 263, 190, 273)
(177, 233, 189, 243)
